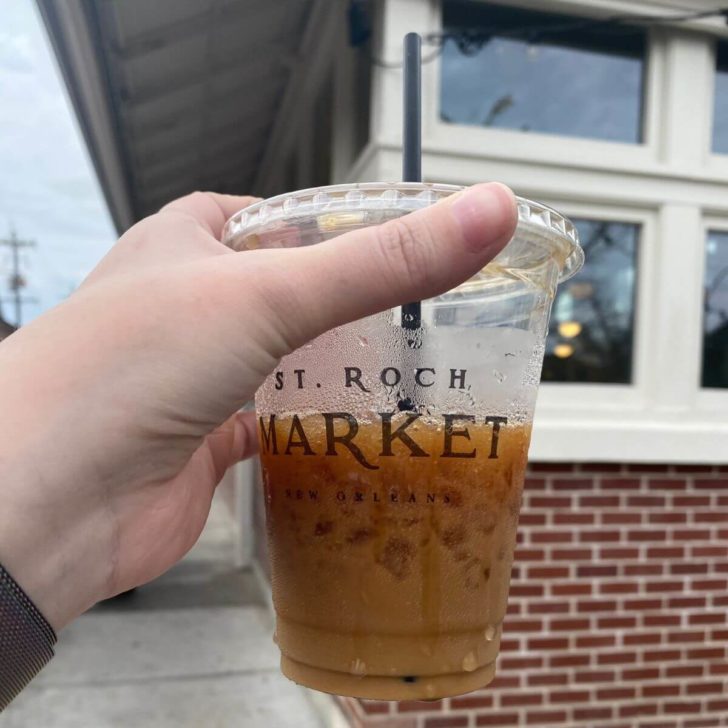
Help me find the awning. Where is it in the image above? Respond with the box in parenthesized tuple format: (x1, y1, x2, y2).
(36, 0, 337, 232)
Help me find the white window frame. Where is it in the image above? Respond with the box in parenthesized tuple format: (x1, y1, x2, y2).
(334, 0, 728, 462)
(534, 202, 655, 412)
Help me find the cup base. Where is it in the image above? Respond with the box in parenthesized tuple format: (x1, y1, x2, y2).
(280, 654, 496, 701)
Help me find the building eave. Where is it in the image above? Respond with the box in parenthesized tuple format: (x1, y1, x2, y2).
(35, 0, 136, 233)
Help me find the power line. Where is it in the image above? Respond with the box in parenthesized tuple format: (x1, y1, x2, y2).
(0, 229, 36, 327)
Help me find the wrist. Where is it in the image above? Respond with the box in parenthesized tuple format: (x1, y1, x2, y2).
(0, 337, 118, 630)
(0, 456, 115, 631)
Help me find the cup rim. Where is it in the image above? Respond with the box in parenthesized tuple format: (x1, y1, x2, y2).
(222, 182, 584, 282)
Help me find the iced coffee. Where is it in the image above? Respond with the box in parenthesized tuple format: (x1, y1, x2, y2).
(223, 182, 583, 700)
(260, 413, 529, 699)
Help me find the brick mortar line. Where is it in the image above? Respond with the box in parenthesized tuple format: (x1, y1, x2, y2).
(505, 604, 728, 620)
(524, 507, 728, 514)
(513, 560, 728, 581)
(478, 682, 728, 702)
(499, 617, 728, 632)
(515, 592, 726, 599)
(497, 634, 728, 653)
(494, 653, 727, 674)
(531, 484, 725, 497)
(531, 469, 728, 480)
(513, 556, 728, 568)
(519, 521, 727, 530)
(498, 637, 727, 655)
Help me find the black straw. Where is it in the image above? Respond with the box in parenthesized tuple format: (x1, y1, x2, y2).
(401, 32, 422, 334)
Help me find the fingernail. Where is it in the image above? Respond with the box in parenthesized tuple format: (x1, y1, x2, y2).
(450, 183, 517, 253)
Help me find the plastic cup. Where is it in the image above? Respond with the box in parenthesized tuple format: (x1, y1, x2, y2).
(223, 183, 583, 700)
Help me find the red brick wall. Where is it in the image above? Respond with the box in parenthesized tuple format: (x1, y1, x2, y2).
(335, 463, 728, 728)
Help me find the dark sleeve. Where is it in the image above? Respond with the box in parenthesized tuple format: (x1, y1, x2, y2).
(0, 564, 57, 711)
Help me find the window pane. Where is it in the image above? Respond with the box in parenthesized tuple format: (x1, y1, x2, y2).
(542, 220, 638, 384)
(702, 231, 728, 388)
(712, 43, 728, 154)
(440, 1, 646, 143)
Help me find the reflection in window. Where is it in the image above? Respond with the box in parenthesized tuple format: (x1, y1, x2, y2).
(713, 43, 728, 154)
(440, 1, 645, 143)
(703, 231, 728, 388)
(542, 220, 638, 384)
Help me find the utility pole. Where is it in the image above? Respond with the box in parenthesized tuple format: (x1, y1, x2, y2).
(0, 229, 35, 327)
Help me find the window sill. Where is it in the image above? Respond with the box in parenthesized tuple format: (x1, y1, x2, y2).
(530, 411, 728, 464)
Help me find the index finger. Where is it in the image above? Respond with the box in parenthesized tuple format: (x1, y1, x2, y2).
(160, 192, 261, 240)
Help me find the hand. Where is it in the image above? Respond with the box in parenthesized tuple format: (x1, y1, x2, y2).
(0, 183, 517, 630)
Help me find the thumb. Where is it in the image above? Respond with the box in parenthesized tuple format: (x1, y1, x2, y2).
(235, 182, 517, 351)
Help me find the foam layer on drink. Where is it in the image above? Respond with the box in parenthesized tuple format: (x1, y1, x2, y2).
(259, 414, 530, 700)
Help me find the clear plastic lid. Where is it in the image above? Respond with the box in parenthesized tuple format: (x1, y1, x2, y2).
(223, 183, 583, 283)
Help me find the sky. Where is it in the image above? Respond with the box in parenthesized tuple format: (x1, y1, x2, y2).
(0, 0, 116, 326)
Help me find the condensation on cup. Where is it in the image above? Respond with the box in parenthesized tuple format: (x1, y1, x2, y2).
(223, 183, 584, 701)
